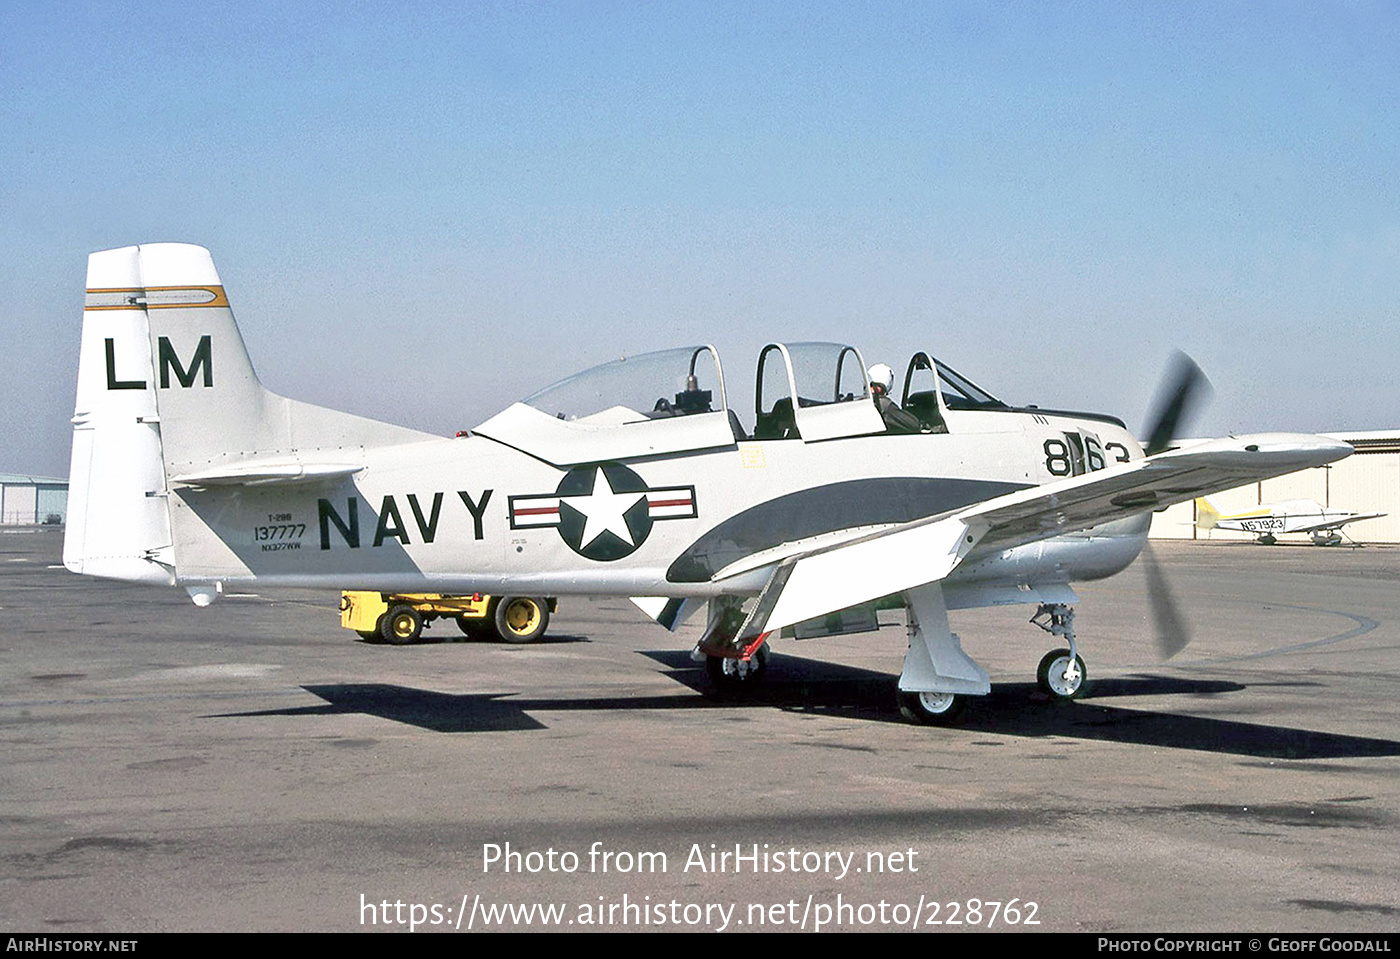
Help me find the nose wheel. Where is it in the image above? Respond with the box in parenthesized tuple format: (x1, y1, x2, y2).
(1036, 648, 1087, 700)
(1031, 603, 1088, 701)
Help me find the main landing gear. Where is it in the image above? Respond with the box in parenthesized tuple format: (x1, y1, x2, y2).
(705, 641, 769, 689)
(895, 583, 987, 725)
(1030, 603, 1087, 700)
(896, 689, 968, 725)
(695, 597, 770, 690)
(899, 599, 1091, 724)
(690, 592, 1094, 722)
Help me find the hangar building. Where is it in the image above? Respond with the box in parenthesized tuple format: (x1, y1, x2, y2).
(1149, 431, 1400, 544)
(0, 474, 68, 526)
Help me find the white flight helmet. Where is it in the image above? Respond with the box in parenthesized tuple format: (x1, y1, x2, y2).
(868, 363, 894, 396)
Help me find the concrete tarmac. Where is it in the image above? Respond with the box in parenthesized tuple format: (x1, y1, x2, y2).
(3, 527, 1398, 932)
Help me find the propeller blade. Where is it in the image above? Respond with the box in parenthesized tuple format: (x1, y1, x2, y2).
(1142, 352, 1212, 456)
(1142, 542, 1190, 659)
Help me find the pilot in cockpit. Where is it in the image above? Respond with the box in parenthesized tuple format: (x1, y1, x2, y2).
(868, 363, 921, 434)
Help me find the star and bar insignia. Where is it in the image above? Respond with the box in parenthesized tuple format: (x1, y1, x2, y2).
(508, 463, 697, 561)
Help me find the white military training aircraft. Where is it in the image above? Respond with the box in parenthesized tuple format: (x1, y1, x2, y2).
(64, 243, 1353, 723)
(1195, 496, 1385, 546)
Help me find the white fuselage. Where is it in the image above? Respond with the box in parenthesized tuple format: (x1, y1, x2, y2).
(167, 405, 1149, 599)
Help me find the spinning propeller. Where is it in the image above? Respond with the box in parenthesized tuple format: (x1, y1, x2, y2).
(1139, 352, 1212, 658)
(1142, 351, 1212, 456)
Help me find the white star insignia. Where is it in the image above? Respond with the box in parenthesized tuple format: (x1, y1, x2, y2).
(572, 468, 646, 549)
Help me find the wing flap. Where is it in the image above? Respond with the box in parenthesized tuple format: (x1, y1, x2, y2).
(738, 516, 973, 640)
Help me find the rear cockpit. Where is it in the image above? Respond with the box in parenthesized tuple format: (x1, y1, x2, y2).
(520, 345, 730, 426)
(472, 346, 739, 466)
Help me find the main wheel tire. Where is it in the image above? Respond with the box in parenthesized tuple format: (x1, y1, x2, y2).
(705, 643, 769, 689)
(381, 605, 424, 645)
(1258, 533, 1277, 546)
(897, 690, 967, 725)
(456, 615, 490, 638)
(1036, 648, 1087, 700)
(494, 597, 549, 644)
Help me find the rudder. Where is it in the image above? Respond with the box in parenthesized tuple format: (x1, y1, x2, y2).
(1194, 496, 1220, 531)
(64, 244, 198, 582)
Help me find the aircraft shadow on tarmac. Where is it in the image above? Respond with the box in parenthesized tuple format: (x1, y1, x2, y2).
(212, 649, 1400, 759)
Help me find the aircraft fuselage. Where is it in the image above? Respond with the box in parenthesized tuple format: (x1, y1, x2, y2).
(168, 406, 1148, 599)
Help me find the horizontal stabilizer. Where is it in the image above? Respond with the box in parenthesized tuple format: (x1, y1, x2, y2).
(169, 462, 365, 486)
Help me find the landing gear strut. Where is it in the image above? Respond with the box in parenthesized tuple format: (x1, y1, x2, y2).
(895, 582, 988, 725)
(696, 597, 770, 690)
(1030, 603, 1087, 700)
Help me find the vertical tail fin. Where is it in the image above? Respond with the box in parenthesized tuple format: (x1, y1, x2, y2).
(1194, 496, 1220, 531)
(65, 243, 431, 584)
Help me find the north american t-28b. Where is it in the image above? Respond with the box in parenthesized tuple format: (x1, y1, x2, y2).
(63, 243, 1352, 722)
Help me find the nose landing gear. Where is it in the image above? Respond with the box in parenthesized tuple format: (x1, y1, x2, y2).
(1031, 603, 1087, 700)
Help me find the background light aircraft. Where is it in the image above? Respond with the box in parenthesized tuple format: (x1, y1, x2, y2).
(1195, 496, 1385, 546)
(64, 244, 1353, 723)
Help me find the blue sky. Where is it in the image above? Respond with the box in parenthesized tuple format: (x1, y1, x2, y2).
(3, 1, 1397, 476)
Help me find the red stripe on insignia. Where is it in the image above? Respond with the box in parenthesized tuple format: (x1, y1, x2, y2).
(648, 498, 691, 508)
(514, 506, 560, 517)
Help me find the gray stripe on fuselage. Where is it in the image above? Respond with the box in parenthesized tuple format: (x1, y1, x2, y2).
(666, 477, 1030, 583)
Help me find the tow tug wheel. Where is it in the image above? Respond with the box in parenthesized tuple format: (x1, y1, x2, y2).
(381, 605, 424, 645)
(897, 690, 967, 725)
(494, 596, 549, 644)
(1036, 648, 1087, 700)
(456, 615, 489, 638)
(705, 643, 769, 689)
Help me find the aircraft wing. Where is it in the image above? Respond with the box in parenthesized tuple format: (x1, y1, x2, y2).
(732, 432, 1351, 641)
(1287, 512, 1387, 534)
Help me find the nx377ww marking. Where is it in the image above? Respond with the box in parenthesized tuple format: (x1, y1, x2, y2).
(64, 244, 1352, 723)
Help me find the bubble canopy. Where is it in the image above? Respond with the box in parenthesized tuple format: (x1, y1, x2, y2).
(522, 346, 728, 423)
(473, 341, 1012, 467)
(473, 346, 739, 466)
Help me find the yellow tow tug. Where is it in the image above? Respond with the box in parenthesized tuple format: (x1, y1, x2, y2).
(340, 591, 555, 645)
